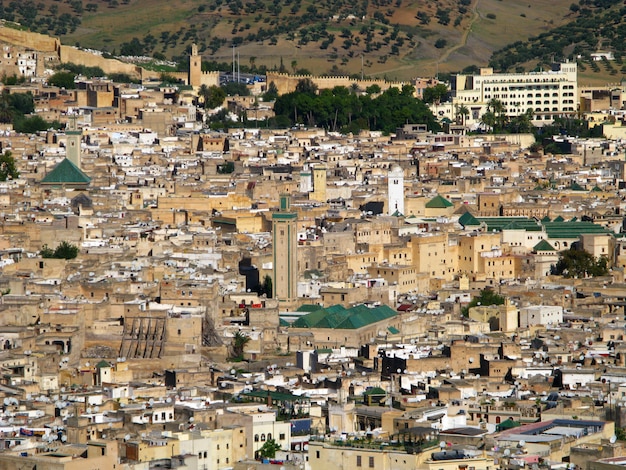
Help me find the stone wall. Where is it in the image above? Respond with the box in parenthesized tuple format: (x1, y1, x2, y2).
(0, 25, 59, 52)
(0, 26, 152, 80)
(266, 72, 410, 96)
(59, 45, 142, 78)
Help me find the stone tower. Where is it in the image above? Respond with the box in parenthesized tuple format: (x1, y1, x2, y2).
(66, 115, 82, 169)
(388, 165, 404, 215)
(188, 43, 201, 87)
(272, 194, 297, 307)
(311, 165, 327, 202)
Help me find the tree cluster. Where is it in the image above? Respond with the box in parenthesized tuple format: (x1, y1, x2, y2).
(40, 241, 80, 260)
(272, 80, 440, 134)
(551, 248, 609, 278)
(0, 91, 60, 134)
(489, 0, 624, 72)
(0, 151, 19, 182)
(462, 289, 505, 316)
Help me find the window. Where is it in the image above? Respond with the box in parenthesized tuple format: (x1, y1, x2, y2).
(255, 434, 259, 442)
(369, 456, 375, 468)
(357, 456, 362, 467)
(279, 433, 286, 440)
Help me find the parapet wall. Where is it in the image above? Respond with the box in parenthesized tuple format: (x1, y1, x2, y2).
(0, 25, 59, 52)
(266, 72, 410, 96)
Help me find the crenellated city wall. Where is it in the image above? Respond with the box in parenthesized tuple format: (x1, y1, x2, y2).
(266, 71, 411, 96)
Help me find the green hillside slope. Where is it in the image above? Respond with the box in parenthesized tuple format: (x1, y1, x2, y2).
(0, 0, 619, 80)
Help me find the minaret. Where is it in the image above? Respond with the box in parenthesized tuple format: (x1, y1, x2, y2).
(272, 194, 297, 307)
(388, 165, 404, 215)
(66, 115, 82, 169)
(188, 43, 201, 87)
(310, 164, 327, 202)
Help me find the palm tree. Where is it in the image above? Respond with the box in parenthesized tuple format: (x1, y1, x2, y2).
(487, 98, 506, 131)
(231, 331, 250, 360)
(480, 111, 496, 132)
(458, 104, 470, 125)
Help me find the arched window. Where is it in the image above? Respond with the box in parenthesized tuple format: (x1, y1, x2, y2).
(254, 434, 259, 442)
(268, 433, 272, 441)
(261, 434, 266, 442)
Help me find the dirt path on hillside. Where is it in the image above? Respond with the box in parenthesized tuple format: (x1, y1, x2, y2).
(438, 0, 481, 64)
(369, 0, 481, 78)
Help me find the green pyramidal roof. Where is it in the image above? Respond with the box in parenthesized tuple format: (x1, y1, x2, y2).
(533, 239, 556, 252)
(41, 158, 91, 185)
(292, 304, 397, 329)
(425, 194, 453, 209)
(458, 211, 481, 227)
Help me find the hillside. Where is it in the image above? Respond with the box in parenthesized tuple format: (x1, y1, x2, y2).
(489, 0, 626, 85)
(0, 0, 620, 80)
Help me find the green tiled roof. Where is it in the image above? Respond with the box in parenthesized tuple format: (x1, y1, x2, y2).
(364, 387, 386, 396)
(533, 239, 556, 252)
(569, 181, 585, 191)
(477, 217, 542, 232)
(542, 221, 609, 239)
(297, 304, 324, 312)
(391, 209, 404, 217)
(541, 215, 551, 223)
(458, 211, 481, 227)
(291, 304, 397, 330)
(425, 194, 453, 209)
(387, 326, 400, 334)
(41, 158, 91, 185)
(553, 215, 564, 222)
(591, 185, 602, 192)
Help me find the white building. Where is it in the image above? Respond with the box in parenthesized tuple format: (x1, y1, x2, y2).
(519, 305, 563, 327)
(387, 165, 404, 216)
(450, 62, 577, 126)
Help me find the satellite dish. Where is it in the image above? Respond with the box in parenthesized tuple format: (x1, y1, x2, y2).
(504, 449, 511, 456)
(440, 441, 446, 449)
(610, 435, 617, 444)
(124, 434, 131, 441)
(519, 440, 526, 447)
